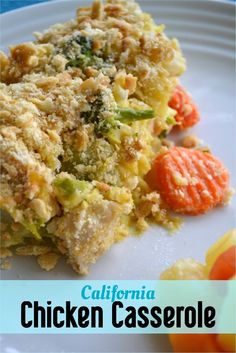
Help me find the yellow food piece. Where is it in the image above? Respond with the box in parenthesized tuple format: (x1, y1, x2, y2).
(160, 259, 207, 280)
(205, 229, 236, 276)
(37, 253, 60, 271)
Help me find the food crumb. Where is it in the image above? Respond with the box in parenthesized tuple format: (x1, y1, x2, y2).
(222, 188, 235, 206)
(196, 146, 211, 153)
(181, 134, 200, 148)
(0, 259, 12, 270)
(37, 252, 60, 271)
(136, 218, 149, 232)
(162, 139, 174, 148)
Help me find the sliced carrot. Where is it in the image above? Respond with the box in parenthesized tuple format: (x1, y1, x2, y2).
(169, 85, 200, 130)
(169, 334, 222, 352)
(145, 147, 229, 215)
(217, 334, 236, 352)
(209, 246, 236, 280)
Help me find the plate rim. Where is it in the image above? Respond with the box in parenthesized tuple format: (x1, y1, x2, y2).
(0, 0, 235, 18)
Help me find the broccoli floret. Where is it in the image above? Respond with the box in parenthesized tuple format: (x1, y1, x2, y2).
(74, 35, 93, 56)
(82, 95, 104, 124)
(66, 57, 91, 70)
(66, 55, 104, 70)
(81, 94, 118, 137)
(63, 34, 93, 58)
(62, 33, 104, 71)
(95, 119, 118, 136)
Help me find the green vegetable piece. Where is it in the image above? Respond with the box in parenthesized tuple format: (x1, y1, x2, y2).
(166, 115, 176, 125)
(65, 52, 103, 71)
(63, 35, 93, 57)
(21, 220, 42, 240)
(66, 55, 93, 70)
(115, 108, 155, 123)
(159, 130, 168, 139)
(54, 178, 89, 195)
(54, 178, 76, 196)
(82, 95, 104, 125)
(66, 57, 86, 69)
(54, 177, 92, 209)
(74, 35, 93, 55)
(81, 94, 118, 137)
(63, 34, 104, 71)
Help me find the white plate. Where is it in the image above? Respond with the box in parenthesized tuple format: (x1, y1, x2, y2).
(0, 0, 235, 352)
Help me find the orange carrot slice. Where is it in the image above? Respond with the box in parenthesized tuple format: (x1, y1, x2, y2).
(169, 85, 200, 130)
(209, 246, 236, 280)
(169, 334, 222, 352)
(217, 334, 236, 352)
(146, 147, 229, 215)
